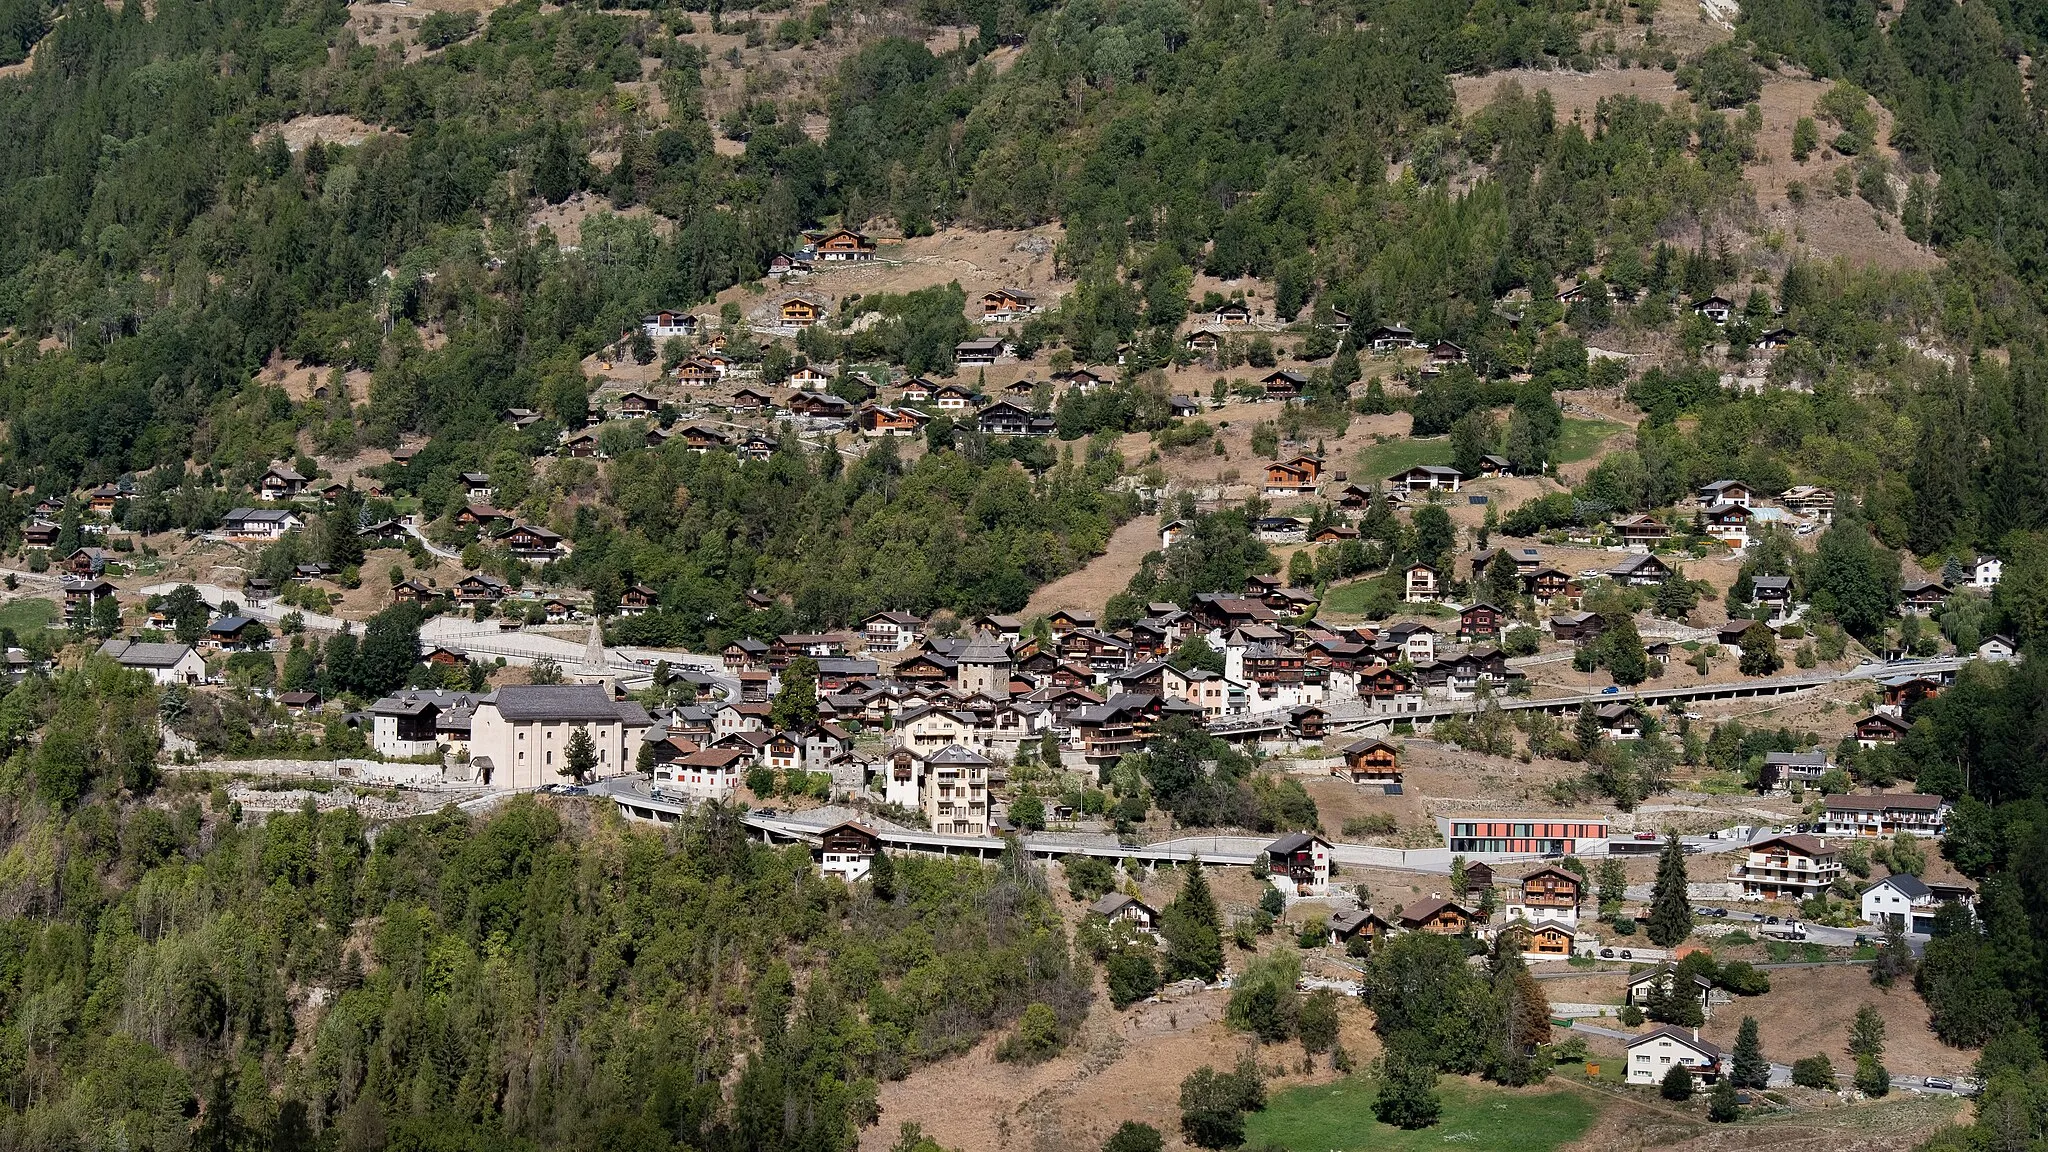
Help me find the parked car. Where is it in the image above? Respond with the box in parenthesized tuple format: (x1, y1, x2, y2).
(1600, 948, 1615, 958)
(1621, 950, 1633, 959)
(1925, 1078, 1954, 1092)
(1765, 915, 1780, 925)
(1634, 831, 1658, 841)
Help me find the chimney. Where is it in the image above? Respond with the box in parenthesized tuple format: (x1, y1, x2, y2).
(1692, 1027, 1700, 1043)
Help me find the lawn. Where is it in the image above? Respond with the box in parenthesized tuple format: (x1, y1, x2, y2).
(1354, 436, 1450, 482)
(1320, 578, 1390, 616)
(1351, 416, 1617, 482)
(1244, 1076, 1600, 1152)
(1554, 415, 1623, 465)
(0, 597, 58, 633)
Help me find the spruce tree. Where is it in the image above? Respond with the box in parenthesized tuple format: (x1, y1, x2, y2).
(1647, 832, 1693, 947)
(1732, 1016, 1768, 1088)
(869, 847, 895, 902)
(1707, 1076, 1740, 1121)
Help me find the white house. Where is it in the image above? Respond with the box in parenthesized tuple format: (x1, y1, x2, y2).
(466, 684, 653, 791)
(1626, 1026, 1723, 1086)
(1861, 874, 1939, 935)
(1821, 792, 1949, 839)
(653, 746, 746, 800)
(222, 507, 303, 540)
(1973, 556, 2002, 589)
(98, 639, 208, 686)
(1762, 750, 1829, 786)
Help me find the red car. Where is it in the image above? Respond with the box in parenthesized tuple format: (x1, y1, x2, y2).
(1633, 832, 1657, 841)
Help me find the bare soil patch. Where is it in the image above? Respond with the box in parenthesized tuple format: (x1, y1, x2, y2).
(256, 114, 397, 152)
(715, 224, 1069, 325)
(1453, 67, 1685, 122)
(527, 192, 671, 249)
(1697, 965, 1975, 1079)
(1024, 515, 1160, 617)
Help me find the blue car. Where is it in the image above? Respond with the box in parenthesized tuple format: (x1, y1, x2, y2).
(1601, 685, 1620, 694)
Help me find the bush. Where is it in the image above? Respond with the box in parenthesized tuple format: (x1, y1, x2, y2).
(1179, 1058, 1265, 1149)
(1790, 1053, 1835, 1089)
(1853, 1055, 1889, 1097)
(1103, 1122, 1164, 1152)
(1372, 1047, 1441, 1129)
(1342, 813, 1397, 837)
(1504, 626, 1542, 657)
(1716, 960, 1771, 995)
(1296, 920, 1327, 949)
(1660, 1062, 1694, 1101)
(1106, 947, 1162, 1008)
(1067, 856, 1117, 901)
(1619, 1005, 1645, 1027)
(996, 1003, 1064, 1064)
(1611, 916, 1637, 936)
(1345, 933, 1372, 958)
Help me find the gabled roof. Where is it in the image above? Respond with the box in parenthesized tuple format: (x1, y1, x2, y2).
(1090, 892, 1156, 918)
(489, 684, 633, 722)
(1749, 833, 1831, 856)
(1627, 1025, 1722, 1060)
(1266, 830, 1332, 855)
(1342, 737, 1396, 756)
(1824, 792, 1946, 812)
(1396, 897, 1470, 925)
(1866, 873, 1932, 900)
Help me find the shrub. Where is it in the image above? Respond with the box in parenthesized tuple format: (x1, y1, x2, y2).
(1179, 1058, 1265, 1149)
(1106, 947, 1162, 1008)
(1854, 1055, 1889, 1097)
(1103, 1122, 1164, 1152)
(1790, 1053, 1835, 1089)
(1067, 856, 1117, 901)
(1716, 960, 1771, 995)
(1619, 1005, 1645, 1027)
(1504, 626, 1542, 657)
(1342, 813, 1397, 837)
(1372, 1047, 1441, 1129)
(996, 1003, 1065, 1064)
(1660, 1062, 1694, 1101)
(1612, 916, 1636, 936)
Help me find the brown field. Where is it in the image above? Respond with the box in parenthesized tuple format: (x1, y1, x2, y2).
(715, 224, 1070, 326)
(527, 193, 673, 249)
(1024, 515, 1160, 617)
(1698, 965, 1977, 1079)
(255, 114, 397, 153)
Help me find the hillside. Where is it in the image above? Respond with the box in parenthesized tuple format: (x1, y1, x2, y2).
(4, 0, 2048, 1150)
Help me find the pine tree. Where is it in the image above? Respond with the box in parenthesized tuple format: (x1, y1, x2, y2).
(1849, 1003, 1885, 1059)
(1646, 832, 1693, 947)
(564, 727, 597, 782)
(1604, 616, 1649, 686)
(1161, 860, 1223, 982)
(1738, 620, 1782, 676)
(1574, 703, 1603, 759)
(1708, 1076, 1740, 1121)
(1596, 858, 1629, 914)
(869, 847, 895, 901)
(1178, 858, 1221, 931)
(1732, 1016, 1768, 1088)
(1485, 549, 1520, 606)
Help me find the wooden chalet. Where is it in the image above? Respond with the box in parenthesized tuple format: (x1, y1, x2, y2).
(1336, 738, 1400, 785)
